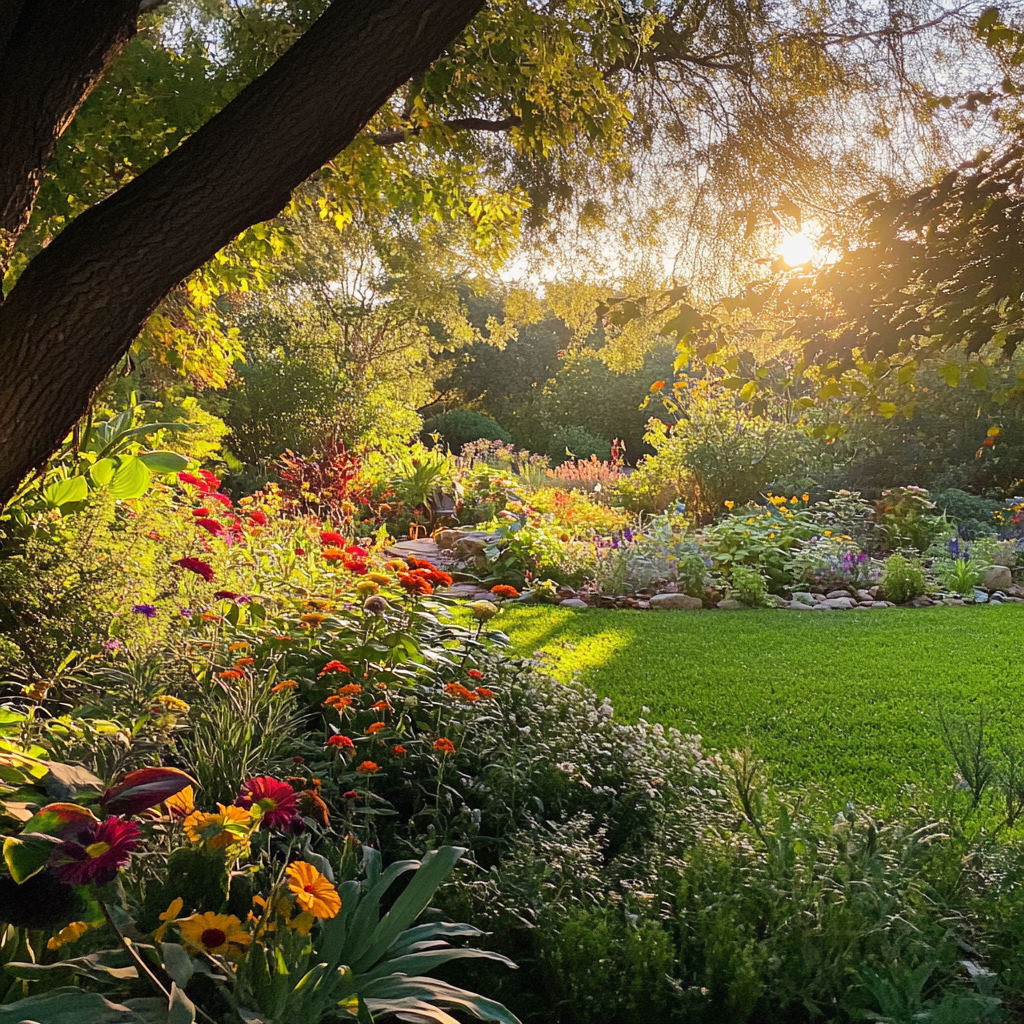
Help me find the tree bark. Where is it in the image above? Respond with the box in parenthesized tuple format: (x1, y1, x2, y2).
(0, 0, 140, 274)
(0, 0, 483, 504)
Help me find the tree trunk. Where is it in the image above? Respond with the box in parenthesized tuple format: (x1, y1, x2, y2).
(0, 0, 140, 276)
(0, 0, 483, 505)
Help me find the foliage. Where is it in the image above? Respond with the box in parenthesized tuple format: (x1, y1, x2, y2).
(547, 426, 611, 466)
(933, 557, 989, 599)
(934, 489, 1002, 539)
(879, 554, 929, 603)
(873, 487, 949, 554)
(424, 410, 513, 452)
(727, 565, 770, 607)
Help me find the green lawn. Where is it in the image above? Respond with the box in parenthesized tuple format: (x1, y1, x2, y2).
(497, 603, 1024, 801)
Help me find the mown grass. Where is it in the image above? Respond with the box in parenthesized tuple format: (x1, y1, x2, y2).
(496, 603, 1024, 801)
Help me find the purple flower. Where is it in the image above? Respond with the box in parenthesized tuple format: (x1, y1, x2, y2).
(179, 607, 193, 619)
(102, 638, 121, 652)
(948, 538, 961, 558)
(131, 604, 157, 619)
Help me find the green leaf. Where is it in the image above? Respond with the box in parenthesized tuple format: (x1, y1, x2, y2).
(937, 362, 961, 387)
(161, 943, 195, 990)
(90, 458, 117, 486)
(0, 989, 149, 1023)
(138, 451, 190, 475)
(43, 475, 89, 511)
(878, 402, 897, 419)
(168, 983, 197, 1024)
(109, 455, 152, 499)
(3, 832, 61, 882)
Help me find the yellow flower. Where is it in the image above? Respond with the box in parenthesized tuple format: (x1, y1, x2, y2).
(300, 612, 326, 627)
(286, 861, 342, 919)
(154, 695, 190, 714)
(154, 897, 184, 942)
(746, 518, 755, 525)
(367, 573, 391, 585)
(824, 530, 832, 537)
(790, 497, 798, 504)
(178, 912, 251, 958)
(184, 804, 256, 851)
(802, 493, 810, 502)
(47, 921, 92, 950)
(356, 580, 380, 596)
(165, 785, 195, 819)
(724, 501, 734, 509)
(228, 642, 250, 653)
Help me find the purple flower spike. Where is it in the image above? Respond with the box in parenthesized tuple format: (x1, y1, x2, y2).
(131, 604, 157, 619)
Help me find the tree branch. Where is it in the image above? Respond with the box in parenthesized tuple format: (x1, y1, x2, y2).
(0, 0, 484, 504)
(372, 114, 522, 146)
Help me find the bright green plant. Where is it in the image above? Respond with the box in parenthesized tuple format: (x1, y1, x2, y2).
(874, 487, 949, 554)
(728, 564, 769, 607)
(879, 553, 929, 603)
(424, 409, 513, 452)
(933, 557, 988, 598)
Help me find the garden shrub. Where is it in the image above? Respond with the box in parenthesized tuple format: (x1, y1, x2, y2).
(933, 488, 1000, 538)
(423, 408, 512, 451)
(547, 425, 611, 466)
(874, 486, 949, 553)
(879, 553, 928, 602)
(728, 564, 769, 606)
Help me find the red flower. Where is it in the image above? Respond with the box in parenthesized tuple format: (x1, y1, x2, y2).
(342, 790, 359, 800)
(475, 687, 496, 700)
(318, 661, 351, 677)
(248, 510, 268, 526)
(178, 472, 207, 489)
(173, 557, 215, 582)
(53, 816, 140, 886)
(398, 573, 432, 596)
(433, 738, 456, 755)
(320, 530, 345, 545)
(326, 735, 355, 750)
(214, 590, 242, 601)
(235, 776, 298, 830)
(196, 517, 226, 537)
(366, 722, 386, 735)
(467, 669, 483, 680)
(491, 585, 519, 599)
(392, 745, 407, 756)
(191, 507, 211, 517)
(199, 470, 221, 489)
(345, 545, 368, 557)
(343, 558, 368, 575)
(295, 547, 306, 556)
(207, 492, 231, 508)
(356, 761, 379, 774)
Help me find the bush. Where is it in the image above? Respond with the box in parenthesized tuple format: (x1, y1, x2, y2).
(423, 409, 512, 451)
(728, 564, 770, 606)
(548, 425, 611, 466)
(933, 488, 1000, 538)
(879, 553, 928, 602)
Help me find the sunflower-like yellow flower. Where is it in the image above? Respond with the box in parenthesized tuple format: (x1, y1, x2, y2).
(47, 921, 92, 950)
(286, 861, 341, 919)
(300, 612, 326, 627)
(165, 785, 195, 819)
(183, 804, 256, 852)
(178, 911, 252, 958)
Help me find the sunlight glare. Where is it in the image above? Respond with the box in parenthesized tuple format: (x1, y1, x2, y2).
(777, 232, 816, 268)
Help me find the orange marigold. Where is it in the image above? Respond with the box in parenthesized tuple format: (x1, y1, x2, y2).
(355, 761, 379, 774)
(338, 683, 363, 695)
(322, 547, 346, 562)
(490, 585, 519, 599)
(433, 738, 456, 755)
(366, 722, 386, 735)
(475, 687, 496, 700)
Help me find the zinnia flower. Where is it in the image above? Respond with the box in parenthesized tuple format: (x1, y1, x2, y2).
(320, 530, 345, 545)
(346, 545, 368, 557)
(248, 510, 267, 526)
(467, 669, 483, 680)
(318, 660, 350, 677)
(178, 471, 208, 489)
(355, 761, 379, 774)
(490, 585, 519, 599)
(178, 911, 251, 957)
(235, 777, 298, 830)
(207, 492, 231, 508)
(324, 694, 352, 711)
(326, 735, 355, 750)
(398, 573, 432, 596)
(218, 669, 243, 681)
(367, 573, 391, 585)
(338, 683, 362, 695)
(392, 745, 407, 756)
(300, 613, 326, 627)
(475, 687, 496, 700)
(286, 861, 341, 919)
(183, 804, 255, 850)
(131, 604, 157, 618)
(173, 557, 215, 582)
(52, 816, 140, 886)
(433, 738, 456, 755)
(366, 722, 386, 735)
(322, 547, 346, 562)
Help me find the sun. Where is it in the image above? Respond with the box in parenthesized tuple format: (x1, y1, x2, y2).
(777, 232, 816, 268)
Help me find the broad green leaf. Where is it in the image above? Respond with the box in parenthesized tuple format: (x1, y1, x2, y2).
(109, 455, 152, 499)
(3, 832, 60, 882)
(138, 451, 190, 475)
(937, 362, 961, 387)
(878, 402, 897, 418)
(43, 475, 88, 510)
(0, 988, 148, 1023)
(90, 457, 116, 486)
(168, 983, 197, 1024)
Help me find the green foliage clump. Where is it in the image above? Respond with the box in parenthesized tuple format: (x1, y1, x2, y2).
(548, 425, 611, 465)
(879, 553, 928, 603)
(728, 564, 769, 607)
(423, 409, 512, 452)
(933, 488, 1000, 539)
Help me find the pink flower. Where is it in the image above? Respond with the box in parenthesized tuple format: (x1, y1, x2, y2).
(52, 816, 140, 886)
(235, 776, 298, 830)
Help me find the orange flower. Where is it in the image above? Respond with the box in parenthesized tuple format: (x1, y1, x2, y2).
(475, 687, 496, 700)
(397, 573, 432, 596)
(338, 683, 363, 695)
(369, 700, 390, 711)
(324, 694, 352, 711)
(271, 680, 297, 693)
(286, 861, 341, 919)
(300, 613, 326, 627)
(490, 585, 519, 599)
(234, 657, 255, 668)
(392, 745, 407, 756)
(318, 660, 350, 677)
(218, 669, 243, 681)
(322, 547, 346, 562)
(356, 761, 379, 774)
(433, 738, 456, 755)
(326, 735, 354, 750)
(364, 722, 385, 735)
(467, 669, 483, 680)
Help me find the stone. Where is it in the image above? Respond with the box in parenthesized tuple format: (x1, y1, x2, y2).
(1005, 596, 1024, 603)
(1007, 585, 1024, 598)
(791, 592, 816, 605)
(856, 589, 872, 601)
(991, 599, 1003, 605)
(786, 600, 815, 610)
(910, 596, 934, 607)
(868, 586, 880, 598)
(812, 594, 827, 603)
(826, 589, 851, 600)
(812, 603, 834, 610)
(650, 593, 704, 611)
(716, 599, 745, 610)
(857, 600, 875, 607)
(634, 600, 651, 610)
(821, 597, 855, 610)
(559, 598, 589, 609)
(454, 537, 488, 559)
(983, 565, 1013, 592)
(435, 530, 458, 550)
(991, 542, 1018, 568)
(942, 597, 966, 606)
(974, 589, 989, 604)
(870, 601, 890, 609)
